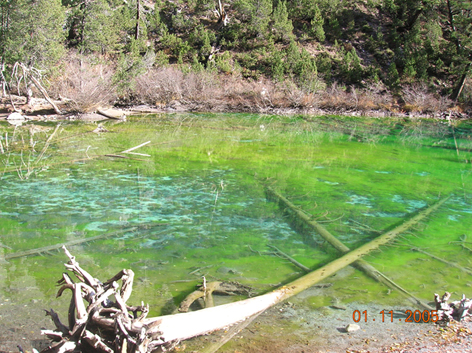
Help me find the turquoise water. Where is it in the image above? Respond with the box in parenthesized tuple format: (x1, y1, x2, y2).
(0, 114, 471, 350)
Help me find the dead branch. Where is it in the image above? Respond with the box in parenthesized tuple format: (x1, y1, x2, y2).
(12, 62, 62, 114)
(178, 281, 253, 313)
(435, 292, 472, 323)
(214, 0, 228, 28)
(4, 226, 139, 260)
(411, 247, 472, 276)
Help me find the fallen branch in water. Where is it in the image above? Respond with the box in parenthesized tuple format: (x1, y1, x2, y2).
(268, 244, 310, 272)
(4, 227, 137, 260)
(265, 186, 449, 310)
(4, 223, 167, 260)
(40, 197, 447, 353)
(449, 234, 472, 253)
(411, 247, 472, 276)
(178, 280, 253, 312)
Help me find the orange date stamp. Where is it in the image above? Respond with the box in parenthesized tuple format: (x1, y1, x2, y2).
(352, 309, 439, 323)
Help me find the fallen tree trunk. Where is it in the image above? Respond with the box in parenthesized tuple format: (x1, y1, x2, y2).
(5, 228, 138, 260)
(265, 186, 447, 310)
(41, 195, 448, 352)
(97, 108, 127, 120)
(4, 222, 169, 260)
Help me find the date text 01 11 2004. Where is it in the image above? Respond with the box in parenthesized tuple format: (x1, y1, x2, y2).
(352, 310, 439, 323)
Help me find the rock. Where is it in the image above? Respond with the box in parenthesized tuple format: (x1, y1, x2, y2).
(166, 100, 185, 111)
(79, 113, 107, 122)
(7, 112, 25, 120)
(216, 266, 242, 275)
(6, 112, 26, 126)
(92, 123, 109, 133)
(97, 108, 126, 120)
(345, 323, 360, 332)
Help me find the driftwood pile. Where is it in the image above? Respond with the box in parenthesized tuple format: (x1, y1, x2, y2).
(435, 292, 472, 324)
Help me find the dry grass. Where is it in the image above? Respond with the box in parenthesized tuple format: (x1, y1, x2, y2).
(46, 60, 465, 116)
(133, 67, 223, 106)
(320, 82, 394, 112)
(402, 83, 452, 113)
(50, 55, 115, 112)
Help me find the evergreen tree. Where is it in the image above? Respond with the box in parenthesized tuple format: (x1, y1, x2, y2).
(440, 0, 472, 100)
(272, 1, 294, 42)
(80, 0, 122, 54)
(271, 50, 285, 81)
(3, 0, 65, 68)
(387, 62, 400, 88)
(234, 0, 272, 38)
(310, 4, 325, 42)
(65, 0, 124, 55)
(285, 40, 301, 74)
(342, 47, 362, 83)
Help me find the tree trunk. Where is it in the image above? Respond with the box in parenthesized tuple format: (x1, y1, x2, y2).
(452, 62, 470, 101)
(135, 0, 140, 41)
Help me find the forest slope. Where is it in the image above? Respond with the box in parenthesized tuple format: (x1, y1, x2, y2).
(0, 0, 471, 116)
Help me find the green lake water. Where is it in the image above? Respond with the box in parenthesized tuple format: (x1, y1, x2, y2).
(0, 113, 471, 349)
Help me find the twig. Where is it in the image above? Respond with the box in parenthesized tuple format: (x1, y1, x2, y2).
(411, 247, 472, 275)
(121, 141, 151, 154)
(348, 219, 382, 234)
(267, 245, 310, 272)
(36, 123, 61, 163)
(317, 213, 345, 223)
(188, 265, 213, 275)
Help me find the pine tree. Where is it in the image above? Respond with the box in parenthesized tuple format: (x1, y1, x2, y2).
(272, 1, 294, 42)
(285, 40, 301, 75)
(80, 0, 122, 54)
(310, 4, 325, 42)
(387, 62, 400, 88)
(271, 50, 285, 82)
(234, 0, 272, 38)
(343, 47, 362, 83)
(3, 0, 65, 68)
(441, 0, 472, 100)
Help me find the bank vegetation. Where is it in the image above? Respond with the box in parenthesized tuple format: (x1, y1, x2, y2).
(0, 0, 471, 118)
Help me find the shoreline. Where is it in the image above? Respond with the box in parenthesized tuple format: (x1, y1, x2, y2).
(1, 294, 471, 353)
(1, 94, 471, 123)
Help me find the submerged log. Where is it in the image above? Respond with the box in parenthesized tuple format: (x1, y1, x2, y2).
(265, 186, 447, 310)
(268, 244, 310, 272)
(178, 281, 253, 312)
(5, 227, 139, 260)
(411, 247, 472, 276)
(4, 221, 167, 261)
(41, 196, 447, 353)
